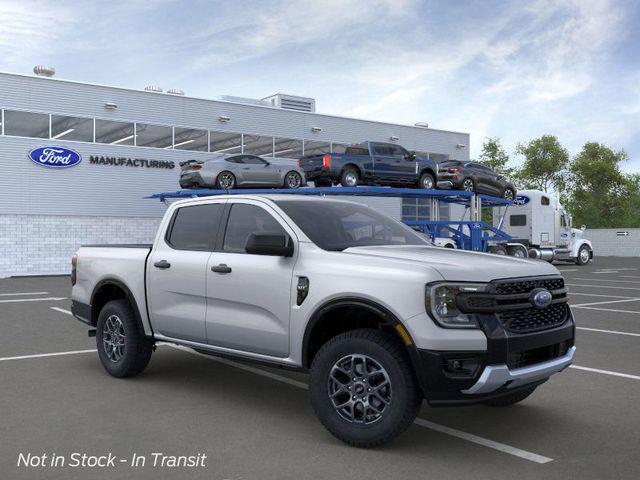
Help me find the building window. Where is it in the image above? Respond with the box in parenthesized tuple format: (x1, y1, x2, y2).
(210, 131, 242, 154)
(51, 115, 93, 142)
(274, 137, 303, 158)
(303, 140, 331, 156)
(173, 127, 208, 151)
(135, 123, 172, 149)
(3, 110, 49, 138)
(95, 119, 135, 145)
(243, 134, 274, 156)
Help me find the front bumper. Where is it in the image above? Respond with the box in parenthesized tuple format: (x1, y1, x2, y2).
(413, 309, 575, 406)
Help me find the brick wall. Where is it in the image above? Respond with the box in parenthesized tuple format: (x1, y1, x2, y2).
(0, 215, 161, 278)
(583, 228, 640, 257)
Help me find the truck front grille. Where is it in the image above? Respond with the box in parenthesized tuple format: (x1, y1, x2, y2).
(497, 303, 568, 333)
(458, 276, 570, 334)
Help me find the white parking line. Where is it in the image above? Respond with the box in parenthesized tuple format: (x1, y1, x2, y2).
(0, 291, 49, 296)
(621, 275, 640, 279)
(573, 278, 640, 284)
(557, 268, 579, 272)
(571, 305, 640, 314)
(571, 298, 640, 307)
(566, 283, 640, 291)
(0, 297, 67, 304)
(172, 345, 554, 464)
(570, 365, 640, 381)
(0, 349, 96, 362)
(569, 292, 636, 299)
(51, 307, 73, 315)
(577, 327, 640, 337)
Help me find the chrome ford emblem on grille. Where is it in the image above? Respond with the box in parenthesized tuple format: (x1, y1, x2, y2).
(531, 288, 553, 309)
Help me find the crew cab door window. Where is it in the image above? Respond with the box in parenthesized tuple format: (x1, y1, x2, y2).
(167, 204, 224, 251)
(223, 204, 287, 253)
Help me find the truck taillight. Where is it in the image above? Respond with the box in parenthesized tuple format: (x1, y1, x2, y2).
(71, 254, 77, 286)
(192, 164, 202, 170)
(322, 153, 331, 168)
(296, 159, 301, 167)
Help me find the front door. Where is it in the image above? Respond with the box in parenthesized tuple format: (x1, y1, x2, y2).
(242, 155, 279, 185)
(205, 200, 296, 357)
(147, 201, 225, 342)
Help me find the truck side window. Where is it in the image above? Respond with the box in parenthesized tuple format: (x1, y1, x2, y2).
(541, 196, 550, 205)
(510, 215, 527, 226)
(166, 204, 224, 251)
(223, 204, 287, 253)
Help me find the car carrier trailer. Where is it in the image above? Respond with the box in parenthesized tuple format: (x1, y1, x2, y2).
(149, 186, 519, 255)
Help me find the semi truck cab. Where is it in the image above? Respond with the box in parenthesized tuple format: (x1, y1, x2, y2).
(495, 189, 593, 265)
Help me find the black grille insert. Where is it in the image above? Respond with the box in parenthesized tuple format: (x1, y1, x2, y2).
(497, 303, 568, 333)
(507, 341, 571, 369)
(493, 277, 565, 295)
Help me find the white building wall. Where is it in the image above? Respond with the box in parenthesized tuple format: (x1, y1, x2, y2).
(583, 228, 640, 257)
(0, 215, 160, 278)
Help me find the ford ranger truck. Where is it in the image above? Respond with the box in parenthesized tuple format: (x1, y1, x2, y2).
(298, 141, 441, 189)
(71, 195, 575, 447)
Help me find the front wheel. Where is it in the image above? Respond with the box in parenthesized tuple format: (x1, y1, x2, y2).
(284, 171, 303, 189)
(309, 329, 422, 448)
(576, 245, 591, 265)
(418, 172, 435, 189)
(96, 300, 153, 378)
(484, 386, 537, 407)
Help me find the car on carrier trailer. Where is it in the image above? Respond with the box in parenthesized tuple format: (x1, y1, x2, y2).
(71, 194, 576, 447)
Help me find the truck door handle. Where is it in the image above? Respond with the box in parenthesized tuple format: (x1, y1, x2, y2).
(211, 264, 232, 274)
(154, 260, 171, 269)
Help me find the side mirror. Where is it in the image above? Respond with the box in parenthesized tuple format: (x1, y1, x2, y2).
(581, 225, 586, 231)
(245, 233, 293, 257)
(405, 151, 416, 161)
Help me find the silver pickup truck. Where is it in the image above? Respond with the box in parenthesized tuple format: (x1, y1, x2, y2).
(71, 194, 575, 447)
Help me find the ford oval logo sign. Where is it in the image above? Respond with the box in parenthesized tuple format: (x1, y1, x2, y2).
(28, 146, 82, 168)
(531, 288, 553, 309)
(514, 195, 530, 206)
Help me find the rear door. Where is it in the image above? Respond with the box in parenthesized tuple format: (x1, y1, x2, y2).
(147, 201, 225, 342)
(205, 200, 297, 357)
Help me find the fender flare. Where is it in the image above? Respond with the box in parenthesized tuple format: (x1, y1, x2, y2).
(571, 238, 593, 258)
(301, 297, 419, 369)
(90, 279, 152, 337)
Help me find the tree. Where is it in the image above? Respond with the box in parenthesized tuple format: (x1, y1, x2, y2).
(514, 135, 569, 192)
(566, 142, 637, 228)
(478, 137, 514, 177)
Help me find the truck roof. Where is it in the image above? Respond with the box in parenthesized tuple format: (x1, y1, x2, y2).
(169, 193, 358, 207)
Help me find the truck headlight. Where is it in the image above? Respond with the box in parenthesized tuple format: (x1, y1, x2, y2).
(425, 283, 488, 329)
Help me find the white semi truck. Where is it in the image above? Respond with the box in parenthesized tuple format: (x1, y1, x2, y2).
(494, 190, 593, 265)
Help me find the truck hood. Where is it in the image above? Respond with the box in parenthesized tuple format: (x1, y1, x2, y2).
(342, 245, 559, 282)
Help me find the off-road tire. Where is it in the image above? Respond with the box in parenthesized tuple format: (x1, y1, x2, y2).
(484, 386, 537, 407)
(309, 329, 422, 448)
(96, 300, 153, 378)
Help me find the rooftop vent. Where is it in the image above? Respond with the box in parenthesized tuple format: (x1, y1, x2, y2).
(167, 88, 185, 96)
(262, 94, 316, 112)
(33, 65, 55, 77)
(414, 122, 429, 128)
(144, 85, 163, 93)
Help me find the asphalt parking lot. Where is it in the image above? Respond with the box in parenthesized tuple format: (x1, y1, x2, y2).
(1, 257, 639, 480)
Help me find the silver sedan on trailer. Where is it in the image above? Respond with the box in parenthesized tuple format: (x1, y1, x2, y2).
(179, 154, 307, 190)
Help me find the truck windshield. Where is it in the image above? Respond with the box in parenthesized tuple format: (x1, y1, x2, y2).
(275, 200, 430, 251)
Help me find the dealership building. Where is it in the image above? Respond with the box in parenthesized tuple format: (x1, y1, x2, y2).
(0, 69, 470, 278)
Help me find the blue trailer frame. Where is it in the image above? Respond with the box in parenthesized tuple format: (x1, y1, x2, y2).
(147, 187, 512, 253)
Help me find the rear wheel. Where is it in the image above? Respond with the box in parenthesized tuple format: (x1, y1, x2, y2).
(462, 178, 475, 192)
(484, 386, 537, 407)
(340, 168, 359, 187)
(309, 329, 422, 448)
(576, 245, 591, 265)
(216, 171, 236, 190)
(418, 172, 435, 189)
(507, 245, 528, 258)
(96, 300, 153, 378)
(489, 245, 508, 256)
(284, 171, 303, 189)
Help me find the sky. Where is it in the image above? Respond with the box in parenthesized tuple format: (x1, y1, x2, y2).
(1, 0, 639, 171)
